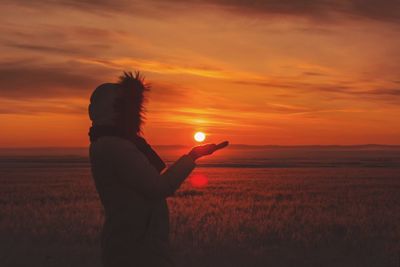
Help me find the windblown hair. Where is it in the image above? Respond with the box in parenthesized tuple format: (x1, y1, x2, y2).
(114, 71, 150, 137)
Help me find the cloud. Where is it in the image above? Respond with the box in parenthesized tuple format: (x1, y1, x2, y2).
(4, 43, 85, 55)
(150, 106, 274, 130)
(2, 0, 131, 14)
(362, 88, 400, 96)
(346, 0, 400, 23)
(233, 77, 400, 106)
(302, 71, 327, 77)
(1, 25, 116, 57)
(348, 88, 400, 106)
(4, 42, 111, 57)
(0, 60, 104, 99)
(0, 59, 189, 100)
(146, 81, 195, 108)
(78, 57, 260, 80)
(0, 58, 201, 114)
(169, 0, 400, 24)
(0, 98, 86, 115)
(4, 0, 400, 24)
(1, 56, 396, 116)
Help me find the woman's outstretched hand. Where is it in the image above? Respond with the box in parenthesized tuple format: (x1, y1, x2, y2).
(188, 141, 229, 161)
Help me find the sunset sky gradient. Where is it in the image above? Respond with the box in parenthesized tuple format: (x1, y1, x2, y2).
(1, 0, 399, 147)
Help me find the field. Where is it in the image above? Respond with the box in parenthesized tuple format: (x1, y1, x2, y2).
(0, 158, 399, 267)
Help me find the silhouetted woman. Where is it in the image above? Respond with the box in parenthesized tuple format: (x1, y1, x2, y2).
(88, 71, 228, 267)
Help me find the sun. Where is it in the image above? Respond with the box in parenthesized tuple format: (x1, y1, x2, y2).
(194, 131, 206, 142)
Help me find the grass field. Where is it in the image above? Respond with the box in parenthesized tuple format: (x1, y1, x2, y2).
(0, 160, 399, 266)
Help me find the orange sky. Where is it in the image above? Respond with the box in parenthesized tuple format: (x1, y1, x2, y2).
(1, 1, 400, 147)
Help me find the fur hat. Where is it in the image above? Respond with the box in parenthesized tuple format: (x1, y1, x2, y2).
(88, 71, 150, 134)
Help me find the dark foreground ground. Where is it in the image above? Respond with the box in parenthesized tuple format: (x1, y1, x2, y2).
(0, 159, 399, 267)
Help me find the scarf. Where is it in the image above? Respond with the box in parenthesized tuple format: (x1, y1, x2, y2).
(89, 125, 166, 173)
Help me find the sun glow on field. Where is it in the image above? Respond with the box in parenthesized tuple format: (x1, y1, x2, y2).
(189, 173, 208, 187)
(194, 131, 206, 142)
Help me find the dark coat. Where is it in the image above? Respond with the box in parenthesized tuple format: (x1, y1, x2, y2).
(89, 136, 196, 267)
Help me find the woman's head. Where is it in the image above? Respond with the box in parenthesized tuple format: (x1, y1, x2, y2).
(88, 71, 150, 136)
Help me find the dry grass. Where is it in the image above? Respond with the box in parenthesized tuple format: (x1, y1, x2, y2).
(0, 162, 399, 267)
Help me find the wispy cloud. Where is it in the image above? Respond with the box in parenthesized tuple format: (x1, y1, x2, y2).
(0, 98, 86, 115)
(184, 0, 400, 24)
(4, 43, 90, 55)
(0, 60, 104, 99)
(233, 77, 400, 105)
(0, 24, 117, 57)
(361, 88, 400, 96)
(4, 0, 400, 24)
(78, 57, 263, 80)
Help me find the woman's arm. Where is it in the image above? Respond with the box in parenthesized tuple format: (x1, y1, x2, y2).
(112, 140, 196, 199)
(111, 138, 229, 200)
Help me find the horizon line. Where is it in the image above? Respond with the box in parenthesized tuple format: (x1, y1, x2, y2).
(1, 143, 400, 149)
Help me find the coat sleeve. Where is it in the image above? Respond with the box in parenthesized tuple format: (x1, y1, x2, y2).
(111, 139, 196, 199)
